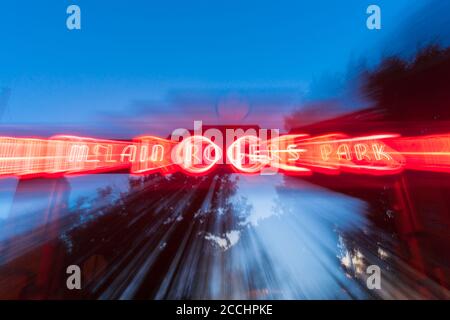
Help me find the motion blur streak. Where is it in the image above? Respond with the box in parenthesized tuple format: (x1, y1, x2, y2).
(2, 173, 447, 299)
(1, 133, 450, 177)
(390, 134, 450, 173)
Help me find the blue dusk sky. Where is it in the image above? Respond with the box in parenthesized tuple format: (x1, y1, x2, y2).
(0, 0, 445, 136)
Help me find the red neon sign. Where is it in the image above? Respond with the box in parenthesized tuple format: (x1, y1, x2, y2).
(1, 132, 450, 178)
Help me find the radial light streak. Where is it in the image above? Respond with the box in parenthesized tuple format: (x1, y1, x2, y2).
(1, 133, 450, 178)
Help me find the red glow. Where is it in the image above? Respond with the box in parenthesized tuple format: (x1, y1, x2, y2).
(271, 133, 405, 176)
(390, 134, 450, 173)
(130, 136, 178, 175)
(173, 135, 222, 175)
(1, 132, 450, 178)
